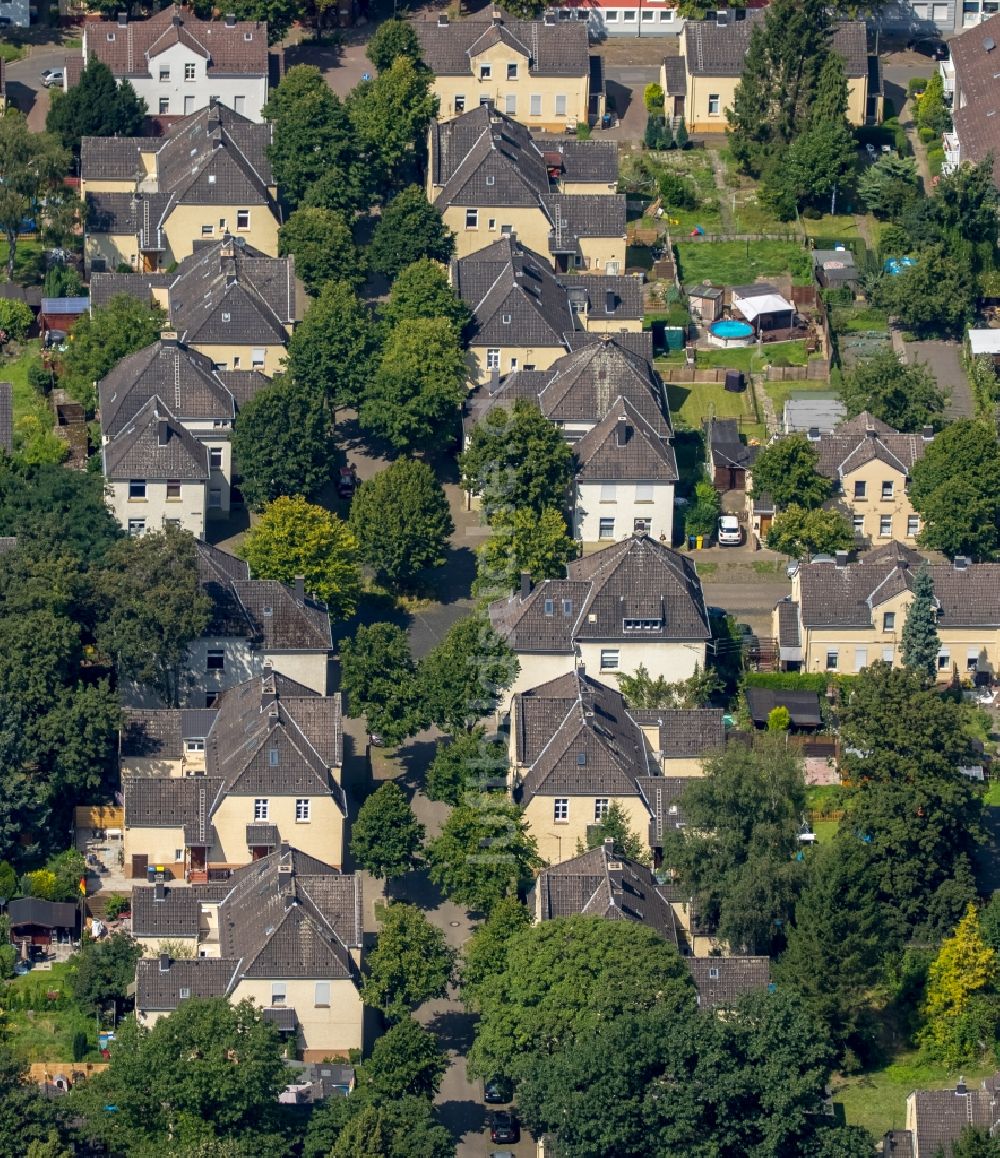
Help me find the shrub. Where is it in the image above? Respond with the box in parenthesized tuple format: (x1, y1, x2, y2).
(72, 1030, 88, 1062)
(643, 82, 665, 113)
(908, 77, 929, 97)
(0, 298, 33, 343)
(575, 121, 591, 140)
(104, 893, 130, 920)
(27, 360, 53, 392)
(918, 125, 937, 144)
(658, 170, 697, 210)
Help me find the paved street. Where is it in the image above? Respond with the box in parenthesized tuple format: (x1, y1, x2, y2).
(906, 339, 975, 420)
(3, 48, 63, 130)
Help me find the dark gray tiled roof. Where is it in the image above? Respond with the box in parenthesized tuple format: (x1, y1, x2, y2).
(909, 1077, 1000, 1158)
(89, 271, 171, 310)
(136, 956, 237, 1010)
(547, 139, 618, 185)
(705, 417, 758, 471)
(776, 600, 800, 649)
(637, 775, 690, 848)
(882, 1130, 914, 1158)
(98, 339, 235, 439)
(263, 1006, 298, 1031)
(131, 883, 200, 939)
(684, 14, 867, 78)
(246, 822, 280, 847)
(0, 381, 12, 454)
(121, 709, 185, 758)
(491, 534, 710, 652)
(561, 274, 642, 322)
(795, 412, 930, 482)
(745, 688, 821, 729)
(797, 544, 1000, 629)
(543, 194, 626, 247)
(631, 709, 725, 759)
(124, 775, 223, 845)
(573, 395, 678, 483)
(536, 843, 679, 948)
(217, 370, 271, 408)
(513, 669, 657, 803)
(662, 55, 687, 96)
(80, 136, 158, 181)
(9, 898, 78, 929)
(432, 105, 549, 207)
(102, 395, 210, 481)
(232, 581, 333, 652)
(414, 14, 590, 78)
(685, 956, 770, 1010)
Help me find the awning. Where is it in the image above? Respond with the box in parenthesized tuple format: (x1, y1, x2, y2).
(732, 292, 795, 322)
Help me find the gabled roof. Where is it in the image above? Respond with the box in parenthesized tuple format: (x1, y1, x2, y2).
(8, 898, 78, 929)
(124, 775, 224, 846)
(908, 1075, 1000, 1158)
(636, 774, 690, 848)
(683, 12, 868, 78)
(490, 534, 710, 652)
(102, 395, 210, 481)
(432, 105, 551, 208)
(98, 338, 235, 438)
(513, 669, 657, 802)
(82, 6, 268, 79)
(80, 136, 159, 182)
(135, 956, 238, 1010)
(542, 194, 626, 249)
(536, 842, 679, 947)
(414, 13, 590, 78)
(685, 956, 771, 1010)
(630, 708, 725, 759)
(574, 395, 678, 483)
(131, 883, 201, 939)
(705, 416, 758, 471)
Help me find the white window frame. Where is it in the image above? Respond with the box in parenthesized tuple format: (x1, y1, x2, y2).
(465, 209, 479, 229)
(251, 348, 265, 369)
(879, 515, 892, 538)
(826, 651, 839, 671)
(507, 62, 518, 80)
(708, 93, 721, 116)
(159, 97, 169, 115)
(254, 798, 269, 821)
(882, 612, 895, 632)
(127, 518, 146, 536)
(594, 798, 610, 821)
(554, 798, 569, 822)
(881, 480, 894, 500)
(486, 348, 501, 370)
(209, 488, 223, 510)
(600, 483, 617, 503)
(206, 649, 224, 671)
(530, 94, 542, 117)
(184, 62, 196, 81)
(854, 480, 867, 499)
(598, 516, 615, 539)
(314, 981, 330, 1007)
(268, 748, 279, 767)
(185, 739, 206, 753)
(555, 94, 567, 117)
(605, 8, 619, 19)
(159, 67, 170, 81)
(907, 516, 920, 537)
(635, 483, 654, 503)
(600, 649, 620, 671)
(184, 95, 195, 115)
(129, 479, 146, 500)
(479, 64, 491, 80)
(295, 798, 311, 822)
(505, 93, 516, 115)
(270, 982, 286, 1006)
(236, 209, 250, 231)
(209, 446, 223, 470)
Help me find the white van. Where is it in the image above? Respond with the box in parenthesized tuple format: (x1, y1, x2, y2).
(717, 515, 742, 546)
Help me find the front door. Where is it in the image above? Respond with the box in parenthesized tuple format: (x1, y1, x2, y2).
(189, 847, 206, 871)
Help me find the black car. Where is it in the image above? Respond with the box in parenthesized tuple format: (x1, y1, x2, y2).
(484, 1076, 513, 1104)
(910, 36, 949, 60)
(490, 1111, 520, 1145)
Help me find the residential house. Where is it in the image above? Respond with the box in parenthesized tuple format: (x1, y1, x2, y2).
(705, 417, 758, 491)
(90, 236, 300, 375)
(121, 670, 346, 879)
(134, 844, 365, 1061)
(812, 247, 859, 291)
(883, 1074, 1000, 1158)
(630, 707, 725, 776)
(453, 237, 640, 381)
(685, 956, 771, 1012)
(0, 0, 28, 28)
(943, 20, 1000, 185)
(103, 397, 210, 538)
(747, 413, 932, 547)
(560, 0, 685, 40)
(490, 533, 711, 706)
(81, 101, 279, 273)
(413, 10, 598, 131)
(663, 15, 877, 133)
(774, 543, 1000, 678)
(8, 900, 79, 951)
(427, 104, 624, 267)
(76, 7, 269, 123)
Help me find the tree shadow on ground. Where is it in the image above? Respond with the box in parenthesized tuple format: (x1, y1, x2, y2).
(395, 736, 439, 794)
(437, 1098, 486, 1143)
(392, 865, 448, 911)
(425, 1007, 477, 1054)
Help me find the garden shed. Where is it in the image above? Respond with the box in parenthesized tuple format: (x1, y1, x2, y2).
(8, 899, 80, 949)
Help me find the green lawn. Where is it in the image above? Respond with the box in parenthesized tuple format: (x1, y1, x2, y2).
(0, 341, 55, 430)
(3, 962, 104, 1063)
(830, 306, 890, 335)
(761, 378, 840, 416)
(658, 340, 809, 373)
(664, 379, 758, 433)
(802, 214, 863, 241)
(0, 42, 25, 63)
(675, 240, 813, 288)
(805, 783, 846, 816)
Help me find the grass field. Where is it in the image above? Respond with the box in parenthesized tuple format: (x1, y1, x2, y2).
(3, 962, 104, 1064)
(0, 341, 54, 430)
(675, 240, 813, 287)
(802, 214, 863, 241)
(664, 379, 760, 434)
(659, 340, 809, 374)
(830, 306, 890, 335)
(760, 377, 840, 415)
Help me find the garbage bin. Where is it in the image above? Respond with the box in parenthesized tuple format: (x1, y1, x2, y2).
(688, 535, 696, 549)
(696, 535, 703, 549)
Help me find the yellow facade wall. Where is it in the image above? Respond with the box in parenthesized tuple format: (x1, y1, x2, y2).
(522, 793, 651, 866)
(123, 824, 186, 877)
(676, 72, 869, 134)
(82, 178, 136, 196)
(192, 342, 286, 376)
(211, 794, 344, 869)
(469, 342, 566, 383)
(835, 460, 921, 544)
(579, 236, 627, 274)
(162, 203, 279, 264)
(232, 977, 364, 1059)
(444, 205, 550, 260)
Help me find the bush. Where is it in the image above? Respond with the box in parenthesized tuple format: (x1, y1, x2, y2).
(908, 77, 929, 97)
(0, 298, 34, 343)
(575, 121, 591, 140)
(104, 893, 130, 920)
(27, 360, 53, 393)
(658, 170, 696, 210)
(918, 125, 937, 144)
(742, 671, 830, 693)
(72, 1030, 88, 1062)
(643, 82, 665, 113)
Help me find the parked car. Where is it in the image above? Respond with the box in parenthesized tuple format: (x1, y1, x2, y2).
(337, 464, 358, 499)
(41, 69, 64, 88)
(490, 1112, 520, 1145)
(910, 36, 948, 60)
(484, 1076, 513, 1104)
(717, 515, 742, 546)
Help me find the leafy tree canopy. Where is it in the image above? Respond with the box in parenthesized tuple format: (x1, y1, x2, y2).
(286, 278, 379, 409)
(366, 19, 423, 73)
(350, 782, 424, 880)
(577, 801, 647, 862)
(70, 933, 141, 1013)
(901, 565, 941, 682)
(876, 243, 976, 338)
(46, 59, 146, 153)
(750, 434, 830, 511)
(369, 186, 455, 278)
(459, 896, 532, 1006)
(0, 112, 70, 280)
(418, 614, 519, 731)
(616, 663, 721, 710)
(380, 257, 471, 337)
(362, 902, 456, 1020)
(472, 507, 577, 601)
(360, 1016, 448, 1102)
(766, 504, 854, 560)
(278, 206, 365, 295)
(841, 350, 946, 431)
(340, 622, 425, 746)
(426, 726, 509, 806)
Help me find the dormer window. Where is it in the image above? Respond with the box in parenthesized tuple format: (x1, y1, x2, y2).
(244, 31, 253, 40)
(577, 752, 587, 766)
(263, 605, 273, 616)
(479, 64, 492, 80)
(709, 967, 720, 980)
(623, 617, 663, 631)
(562, 599, 572, 616)
(208, 174, 217, 184)
(502, 313, 512, 324)
(543, 598, 554, 616)
(222, 312, 231, 322)
(107, 31, 116, 40)
(486, 175, 496, 186)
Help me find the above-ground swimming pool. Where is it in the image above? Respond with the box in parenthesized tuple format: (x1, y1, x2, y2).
(708, 319, 755, 348)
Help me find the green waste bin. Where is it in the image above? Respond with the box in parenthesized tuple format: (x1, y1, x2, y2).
(664, 326, 686, 352)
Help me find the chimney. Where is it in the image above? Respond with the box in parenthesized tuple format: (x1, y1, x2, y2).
(835, 550, 850, 568)
(294, 575, 305, 601)
(605, 290, 617, 315)
(616, 417, 628, 447)
(158, 953, 170, 973)
(437, 11, 449, 25)
(492, 9, 502, 24)
(225, 11, 236, 26)
(922, 425, 935, 440)
(806, 426, 821, 442)
(603, 837, 615, 855)
(153, 882, 166, 902)
(520, 571, 531, 599)
(116, 10, 127, 26)
(160, 330, 178, 348)
(157, 418, 169, 447)
(957, 1077, 968, 1094)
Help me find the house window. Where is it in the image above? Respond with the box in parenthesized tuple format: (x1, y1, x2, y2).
(184, 63, 196, 81)
(605, 8, 619, 18)
(236, 210, 250, 230)
(315, 981, 330, 1007)
(254, 798, 269, 820)
(159, 67, 170, 81)
(207, 650, 224, 671)
(709, 966, 720, 980)
(600, 649, 620, 670)
(296, 798, 311, 822)
(881, 480, 894, 500)
(855, 647, 868, 672)
(708, 93, 721, 116)
(555, 94, 567, 117)
(554, 798, 569, 822)
(853, 515, 864, 534)
(486, 176, 496, 187)
(268, 748, 279, 767)
(166, 479, 181, 499)
(937, 652, 951, 671)
(209, 488, 222, 509)
(968, 648, 981, 672)
(562, 599, 573, 616)
(234, 96, 246, 115)
(127, 519, 146, 536)
(659, 7, 674, 18)
(634, 517, 652, 534)
(488, 218, 497, 230)
(505, 94, 516, 115)
(222, 312, 231, 323)
(854, 480, 867, 499)
(879, 515, 892, 537)
(507, 63, 518, 80)
(179, 987, 191, 999)
(635, 483, 654, 503)
(174, 849, 184, 862)
(159, 98, 169, 115)
(907, 516, 920, 537)
(594, 799, 610, 821)
(825, 651, 839, 670)
(184, 96, 195, 115)
(624, 617, 662, 631)
(600, 483, 617, 503)
(201, 225, 214, 237)
(642, 6, 655, 16)
(129, 479, 146, 500)
(883, 612, 896, 631)
(455, 95, 465, 113)
(185, 739, 205, 753)
(599, 516, 615, 539)
(164, 518, 181, 529)
(465, 209, 479, 229)
(544, 598, 554, 616)
(251, 348, 265, 368)
(623, 9, 637, 19)
(209, 446, 223, 470)
(270, 982, 286, 1006)
(486, 348, 501, 370)
(882, 646, 894, 663)
(530, 94, 541, 116)
(479, 64, 491, 80)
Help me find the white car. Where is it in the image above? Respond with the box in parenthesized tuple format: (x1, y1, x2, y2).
(41, 69, 64, 89)
(717, 515, 742, 546)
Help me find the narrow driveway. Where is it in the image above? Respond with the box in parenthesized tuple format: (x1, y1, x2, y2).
(906, 339, 974, 420)
(4, 49, 63, 129)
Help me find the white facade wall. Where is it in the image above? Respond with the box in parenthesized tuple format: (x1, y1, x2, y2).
(107, 478, 207, 538)
(185, 418, 232, 515)
(574, 479, 675, 543)
(263, 651, 330, 696)
(577, 639, 707, 685)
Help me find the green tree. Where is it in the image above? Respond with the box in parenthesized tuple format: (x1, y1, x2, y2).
(327, 1098, 455, 1158)
(663, 734, 807, 953)
(360, 317, 467, 454)
(95, 527, 213, 707)
(841, 351, 945, 431)
(459, 896, 532, 1006)
(286, 279, 379, 409)
(901, 565, 941, 682)
(460, 401, 574, 518)
(42, 262, 82, 300)
(73, 998, 288, 1153)
(362, 1017, 448, 1101)
(46, 59, 146, 154)
(64, 295, 168, 413)
(948, 1130, 1000, 1158)
(916, 69, 951, 135)
(643, 82, 665, 113)
(577, 801, 647, 862)
(684, 478, 722, 538)
(467, 916, 694, 1079)
(0, 298, 33, 343)
(766, 504, 854, 559)
(750, 433, 830, 510)
(362, 902, 457, 1020)
(0, 1048, 75, 1156)
(369, 186, 455, 278)
(380, 257, 471, 337)
(426, 726, 509, 805)
(427, 796, 541, 913)
(366, 19, 422, 73)
(238, 495, 360, 616)
(767, 704, 792, 731)
(0, 460, 120, 559)
(350, 783, 424, 880)
(858, 153, 921, 219)
(909, 419, 1000, 559)
(349, 460, 453, 590)
(340, 623, 425, 746)
(278, 206, 365, 295)
(418, 615, 519, 731)
(877, 243, 976, 338)
(13, 416, 70, 467)
(615, 663, 721, 710)
(231, 0, 298, 42)
(70, 933, 141, 1013)
(231, 376, 332, 510)
(473, 507, 576, 600)
(0, 112, 69, 280)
